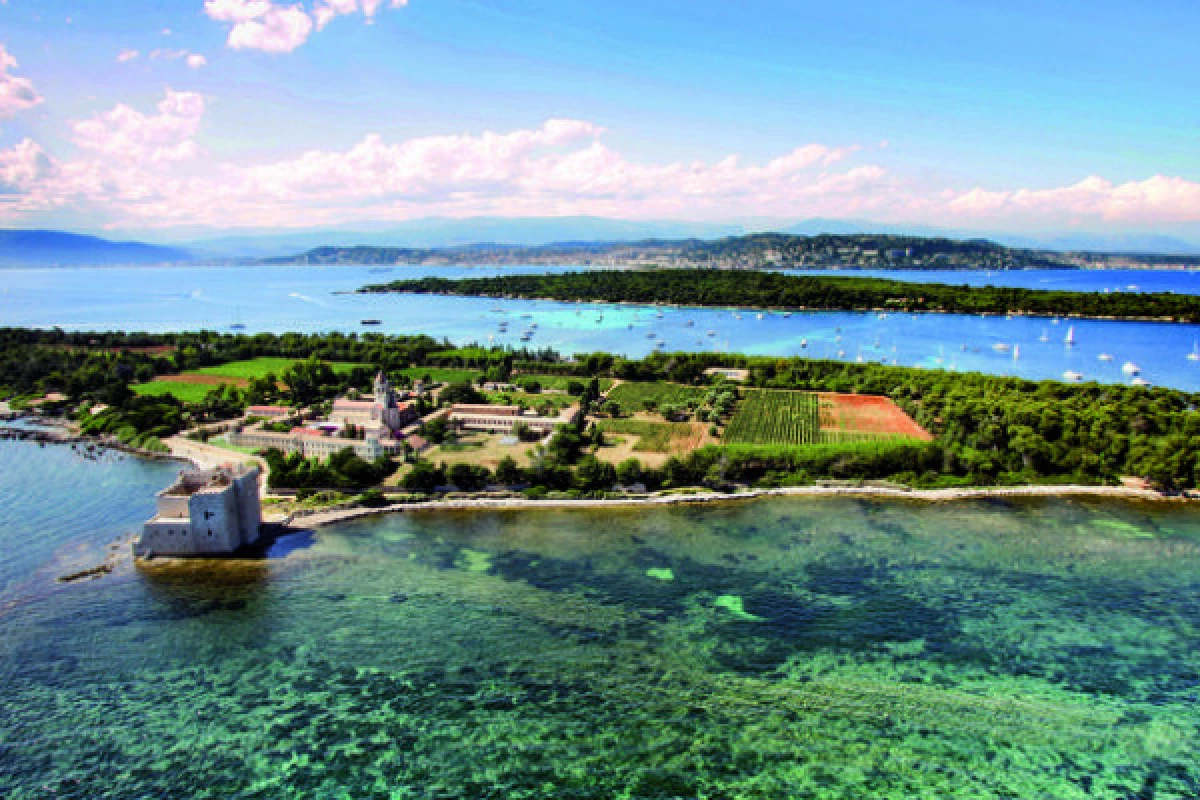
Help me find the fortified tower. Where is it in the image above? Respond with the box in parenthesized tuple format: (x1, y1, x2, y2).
(134, 464, 262, 558)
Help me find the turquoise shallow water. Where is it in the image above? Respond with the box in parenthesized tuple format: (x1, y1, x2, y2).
(2, 440, 1200, 797)
(3, 265, 1200, 389)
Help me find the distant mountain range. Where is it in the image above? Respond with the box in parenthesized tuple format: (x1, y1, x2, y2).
(2, 219, 1199, 268)
(0, 230, 191, 267)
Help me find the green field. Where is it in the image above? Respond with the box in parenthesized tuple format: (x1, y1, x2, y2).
(597, 419, 695, 453)
(398, 367, 482, 384)
(484, 391, 576, 411)
(518, 375, 615, 392)
(193, 357, 365, 380)
(722, 389, 822, 446)
(605, 381, 707, 411)
(131, 381, 218, 404)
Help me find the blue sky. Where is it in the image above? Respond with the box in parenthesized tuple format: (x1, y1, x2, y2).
(1, 0, 1198, 237)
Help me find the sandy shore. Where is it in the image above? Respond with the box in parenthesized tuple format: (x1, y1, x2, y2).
(289, 483, 1175, 529)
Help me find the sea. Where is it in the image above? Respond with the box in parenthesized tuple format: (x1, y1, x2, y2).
(1, 440, 1199, 797)
(2, 265, 1200, 796)
(2, 264, 1200, 390)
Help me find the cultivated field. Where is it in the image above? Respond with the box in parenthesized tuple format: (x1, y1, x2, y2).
(136, 357, 367, 401)
(819, 393, 933, 441)
(131, 381, 218, 404)
(723, 389, 929, 446)
(605, 382, 708, 411)
(722, 390, 823, 446)
(596, 415, 714, 467)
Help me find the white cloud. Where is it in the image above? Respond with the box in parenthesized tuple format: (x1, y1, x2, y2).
(5, 102, 1200, 233)
(205, 0, 409, 52)
(147, 49, 209, 68)
(0, 45, 42, 120)
(0, 138, 49, 193)
(116, 49, 140, 63)
(70, 90, 206, 164)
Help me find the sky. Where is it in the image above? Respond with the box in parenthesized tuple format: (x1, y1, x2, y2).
(0, 0, 1199, 239)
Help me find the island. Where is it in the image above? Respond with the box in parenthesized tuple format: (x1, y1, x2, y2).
(3, 327, 1197, 530)
(362, 269, 1200, 322)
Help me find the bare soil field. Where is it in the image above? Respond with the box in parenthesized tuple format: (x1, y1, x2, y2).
(818, 393, 932, 441)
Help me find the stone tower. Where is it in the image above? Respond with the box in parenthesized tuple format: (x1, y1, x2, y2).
(374, 371, 393, 406)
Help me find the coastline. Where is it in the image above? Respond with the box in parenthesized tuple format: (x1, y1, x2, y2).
(288, 483, 1175, 529)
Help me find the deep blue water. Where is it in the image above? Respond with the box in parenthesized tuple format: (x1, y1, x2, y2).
(3, 264, 1200, 390)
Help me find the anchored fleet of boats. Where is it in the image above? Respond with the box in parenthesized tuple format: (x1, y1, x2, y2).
(474, 304, 1182, 387)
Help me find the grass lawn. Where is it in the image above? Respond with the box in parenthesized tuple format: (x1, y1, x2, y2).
(131, 381, 218, 404)
(193, 357, 366, 380)
(428, 431, 535, 469)
(597, 417, 704, 453)
(606, 381, 707, 412)
(399, 367, 482, 385)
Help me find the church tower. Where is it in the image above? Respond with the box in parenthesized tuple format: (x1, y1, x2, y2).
(373, 371, 393, 406)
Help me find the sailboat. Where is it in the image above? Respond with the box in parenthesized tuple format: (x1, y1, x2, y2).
(1189, 341, 1200, 362)
(229, 307, 246, 330)
(1013, 345, 1020, 361)
(1064, 326, 1076, 346)
(1038, 329, 1049, 343)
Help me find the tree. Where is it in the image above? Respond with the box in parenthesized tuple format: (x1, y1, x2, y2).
(495, 456, 523, 485)
(615, 458, 643, 486)
(403, 461, 444, 493)
(574, 455, 616, 491)
(448, 463, 491, 491)
(440, 381, 484, 405)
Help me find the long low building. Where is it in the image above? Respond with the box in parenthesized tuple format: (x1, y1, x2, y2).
(448, 404, 574, 435)
(229, 427, 403, 460)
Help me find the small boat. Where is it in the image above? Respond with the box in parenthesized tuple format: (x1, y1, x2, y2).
(1121, 362, 1141, 375)
(1132, 377, 1151, 387)
(783, 312, 792, 318)
(756, 313, 764, 320)
(1038, 330, 1050, 343)
(646, 332, 657, 339)
(1098, 353, 1113, 362)
(685, 320, 695, 327)
(800, 338, 808, 348)
(229, 323, 246, 330)
(733, 313, 742, 321)
(837, 349, 846, 358)
(707, 330, 716, 337)
(655, 341, 666, 349)
(1064, 326, 1076, 346)
(1063, 370, 1084, 382)
(991, 342, 1011, 353)
(1188, 341, 1200, 362)
(360, 319, 382, 326)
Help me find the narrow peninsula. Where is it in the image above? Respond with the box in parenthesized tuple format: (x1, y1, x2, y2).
(361, 270, 1200, 322)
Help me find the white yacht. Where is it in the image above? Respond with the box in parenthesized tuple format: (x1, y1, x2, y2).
(1063, 370, 1084, 382)
(1132, 377, 1152, 387)
(1121, 362, 1141, 375)
(1064, 326, 1076, 346)
(1098, 353, 1113, 362)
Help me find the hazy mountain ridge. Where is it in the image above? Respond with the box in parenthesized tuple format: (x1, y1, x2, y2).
(0, 230, 192, 266)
